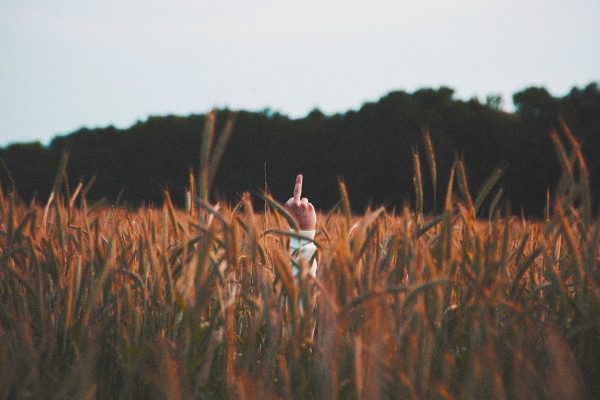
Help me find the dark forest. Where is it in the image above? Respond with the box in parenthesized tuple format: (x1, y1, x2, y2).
(1, 83, 599, 217)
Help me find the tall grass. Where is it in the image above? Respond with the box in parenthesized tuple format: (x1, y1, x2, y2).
(0, 122, 598, 399)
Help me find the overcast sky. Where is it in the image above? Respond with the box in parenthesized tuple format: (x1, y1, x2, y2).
(1, 0, 599, 146)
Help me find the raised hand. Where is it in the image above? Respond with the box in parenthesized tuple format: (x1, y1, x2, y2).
(284, 174, 317, 231)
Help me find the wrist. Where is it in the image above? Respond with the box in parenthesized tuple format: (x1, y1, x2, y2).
(290, 228, 316, 240)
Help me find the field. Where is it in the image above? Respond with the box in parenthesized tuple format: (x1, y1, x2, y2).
(0, 125, 599, 399)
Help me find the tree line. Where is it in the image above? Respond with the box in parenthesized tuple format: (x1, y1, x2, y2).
(1, 83, 599, 217)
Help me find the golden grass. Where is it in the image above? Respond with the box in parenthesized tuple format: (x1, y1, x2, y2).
(0, 127, 598, 399)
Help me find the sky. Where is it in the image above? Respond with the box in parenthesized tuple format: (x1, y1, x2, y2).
(1, 0, 599, 146)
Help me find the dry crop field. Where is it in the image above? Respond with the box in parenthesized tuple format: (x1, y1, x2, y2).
(0, 124, 599, 399)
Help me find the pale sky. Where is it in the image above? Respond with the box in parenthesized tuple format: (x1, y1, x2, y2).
(1, 0, 599, 146)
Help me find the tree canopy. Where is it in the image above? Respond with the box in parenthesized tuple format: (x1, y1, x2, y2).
(1, 83, 599, 217)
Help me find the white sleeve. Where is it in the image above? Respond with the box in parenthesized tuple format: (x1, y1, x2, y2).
(290, 229, 318, 277)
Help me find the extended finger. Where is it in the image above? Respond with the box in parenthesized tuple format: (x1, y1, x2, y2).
(293, 174, 303, 203)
